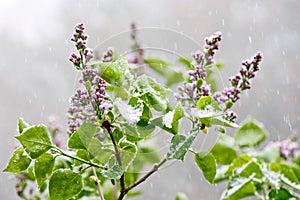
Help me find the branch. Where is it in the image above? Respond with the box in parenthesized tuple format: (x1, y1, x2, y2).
(119, 158, 167, 199)
(102, 121, 126, 199)
(92, 167, 105, 200)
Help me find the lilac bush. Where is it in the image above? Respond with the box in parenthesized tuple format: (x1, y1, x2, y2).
(4, 23, 300, 200)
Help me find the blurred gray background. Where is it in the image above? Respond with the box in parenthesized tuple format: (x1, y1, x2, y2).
(1, 0, 300, 199)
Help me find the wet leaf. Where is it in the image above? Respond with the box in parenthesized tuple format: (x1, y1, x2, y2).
(101, 164, 123, 179)
(234, 117, 267, 148)
(49, 169, 83, 200)
(194, 152, 216, 183)
(68, 122, 100, 150)
(210, 135, 237, 165)
(3, 147, 31, 173)
(15, 125, 52, 159)
(34, 152, 55, 189)
(18, 118, 29, 134)
(167, 127, 200, 160)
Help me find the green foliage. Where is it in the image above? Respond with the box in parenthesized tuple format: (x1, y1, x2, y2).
(15, 125, 53, 159)
(167, 127, 200, 160)
(49, 169, 83, 200)
(194, 152, 216, 183)
(3, 147, 31, 173)
(68, 122, 100, 150)
(234, 117, 267, 147)
(34, 153, 55, 189)
(4, 23, 269, 200)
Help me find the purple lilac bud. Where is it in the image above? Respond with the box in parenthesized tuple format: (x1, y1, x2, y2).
(192, 51, 204, 64)
(99, 101, 112, 111)
(225, 111, 237, 123)
(82, 66, 99, 83)
(279, 139, 299, 159)
(76, 39, 87, 50)
(102, 48, 114, 62)
(84, 48, 94, 60)
(214, 52, 262, 107)
(204, 32, 222, 64)
(69, 52, 81, 67)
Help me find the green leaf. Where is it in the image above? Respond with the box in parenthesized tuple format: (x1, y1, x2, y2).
(34, 152, 55, 189)
(225, 154, 252, 176)
(234, 117, 268, 148)
(68, 122, 100, 150)
(112, 128, 124, 144)
(166, 71, 184, 87)
(175, 192, 190, 200)
(269, 188, 293, 200)
(144, 58, 171, 75)
(197, 96, 221, 111)
(194, 152, 216, 183)
(3, 147, 31, 173)
(167, 127, 200, 160)
(199, 116, 239, 128)
(101, 164, 123, 179)
(96, 56, 130, 86)
(107, 85, 129, 100)
(18, 118, 29, 133)
(178, 57, 193, 70)
(120, 140, 137, 171)
(15, 125, 52, 159)
(160, 102, 184, 134)
(221, 174, 256, 200)
(67, 132, 85, 149)
(87, 138, 113, 165)
(74, 149, 90, 166)
(210, 135, 237, 165)
(49, 169, 83, 200)
(135, 75, 170, 112)
(269, 163, 300, 184)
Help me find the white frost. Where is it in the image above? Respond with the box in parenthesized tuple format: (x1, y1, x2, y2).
(162, 111, 174, 128)
(114, 98, 143, 125)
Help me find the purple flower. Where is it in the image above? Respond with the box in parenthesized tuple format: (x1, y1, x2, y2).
(224, 111, 237, 123)
(84, 48, 94, 60)
(99, 101, 112, 111)
(102, 48, 114, 62)
(279, 139, 299, 159)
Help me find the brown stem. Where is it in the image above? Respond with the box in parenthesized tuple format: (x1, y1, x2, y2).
(118, 158, 168, 200)
(91, 167, 105, 200)
(102, 120, 125, 199)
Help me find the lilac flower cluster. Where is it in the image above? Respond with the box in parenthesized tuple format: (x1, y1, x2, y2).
(266, 134, 299, 161)
(67, 66, 111, 134)
(203, 32, 222, 65)
(67, 88, 95, 134)
(102, 48, 114, 62)
(176, 32, 222, 105)
(127, 22, 144, 66)
(92, 79, 112, 115)
(213, 52, 262, 104)
(69, 23, 94, 69)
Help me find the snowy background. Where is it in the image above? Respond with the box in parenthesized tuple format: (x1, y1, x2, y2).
(1, 0, 300, 199)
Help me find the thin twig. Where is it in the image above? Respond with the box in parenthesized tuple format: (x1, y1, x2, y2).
(118, 158, 168, 200)
(52, 147, 107, 170)
(92, 167, 105, 200)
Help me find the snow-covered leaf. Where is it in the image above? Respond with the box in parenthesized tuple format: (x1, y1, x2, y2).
(167, 127, 200, 160)
(115, 98, 143, 125)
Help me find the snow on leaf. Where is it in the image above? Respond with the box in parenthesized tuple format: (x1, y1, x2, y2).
(115, 98, 143, 125)
(162, 111, 174, 128)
